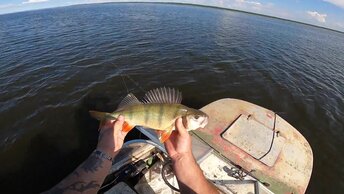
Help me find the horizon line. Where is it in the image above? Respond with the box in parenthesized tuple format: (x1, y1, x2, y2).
(1, 1, 343, 34)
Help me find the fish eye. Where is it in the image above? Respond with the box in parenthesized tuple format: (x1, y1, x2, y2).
(194, 115, 200, 119)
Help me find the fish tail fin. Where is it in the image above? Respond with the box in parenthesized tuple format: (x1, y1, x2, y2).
(89, 110, 114, 131)
(89, 111, 110, 120)
(89, 111, 135, 133)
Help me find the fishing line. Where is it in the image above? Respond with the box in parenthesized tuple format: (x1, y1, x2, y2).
(111, 62, 146, 93)
(123, 74, 146, 93)
(120, 74, 129, 93)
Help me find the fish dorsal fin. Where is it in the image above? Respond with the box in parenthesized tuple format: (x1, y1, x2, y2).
(143, 87, 182, 104)
(117, 93, 142, 110)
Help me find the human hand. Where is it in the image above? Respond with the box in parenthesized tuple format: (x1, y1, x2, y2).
(164, 119, 219, 194)
(164, 118, 193, 162)
(96, 115, 128, 157)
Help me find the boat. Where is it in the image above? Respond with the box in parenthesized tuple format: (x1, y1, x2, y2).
(99, 98, 313, 194)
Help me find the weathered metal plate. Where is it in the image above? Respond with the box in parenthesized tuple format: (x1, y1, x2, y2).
(222, 114, 285, 166)
(193, 98, 313, 194)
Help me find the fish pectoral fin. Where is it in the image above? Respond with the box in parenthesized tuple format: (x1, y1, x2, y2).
(122, 121, 135, 133)
(157, 126, 174, 143)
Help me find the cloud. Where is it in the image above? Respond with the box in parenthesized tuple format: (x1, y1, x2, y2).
(231, 0, 265, 11)
(0, 4, 15, 9)
(324, 0, 344, 9)
(244, 0, 261, 6)
(307, 11, 327, 23)
(22, 0, 49, 4)
(235, 0, 261, 6)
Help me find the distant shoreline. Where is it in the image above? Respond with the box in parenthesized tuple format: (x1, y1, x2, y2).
(1, 1, 343, 34)
(159, 2, 344, 34)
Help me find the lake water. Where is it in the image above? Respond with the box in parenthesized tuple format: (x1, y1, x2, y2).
(0, 3, 343, 193)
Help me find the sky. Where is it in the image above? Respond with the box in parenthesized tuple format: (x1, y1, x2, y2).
(0, 0, 344, 32)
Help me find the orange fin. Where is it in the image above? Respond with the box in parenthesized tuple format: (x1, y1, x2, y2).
(158, 128, 173, 143)
(122, 121, 134, 132)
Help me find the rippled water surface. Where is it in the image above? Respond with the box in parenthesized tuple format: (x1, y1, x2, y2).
(0, 3, 343, 193)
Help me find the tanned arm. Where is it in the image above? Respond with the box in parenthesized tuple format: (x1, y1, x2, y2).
(164, 118, 219, 194)
(44, 115, 127, 194)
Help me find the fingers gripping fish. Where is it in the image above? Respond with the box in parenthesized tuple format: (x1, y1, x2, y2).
(89, 87, 208, 143)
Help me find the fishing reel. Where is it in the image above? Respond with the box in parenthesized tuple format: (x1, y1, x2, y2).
(98, 140, 180, 193)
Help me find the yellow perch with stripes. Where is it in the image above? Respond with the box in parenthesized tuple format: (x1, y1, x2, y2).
(89, 87, 208, 142)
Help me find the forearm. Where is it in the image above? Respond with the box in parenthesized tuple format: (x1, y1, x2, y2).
(45, 150, 113, 194)
(172, 152, 218, 194)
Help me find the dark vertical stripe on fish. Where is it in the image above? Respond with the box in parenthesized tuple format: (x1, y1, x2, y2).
(128, 106, 133, 120)
(173, 104, 181, 119)
(144, 104, 150, 125)
(158, 104, 164, 128)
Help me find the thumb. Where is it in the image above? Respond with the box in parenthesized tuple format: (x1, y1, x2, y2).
(114, 115, 125, 131)
(164, 139, 176, 156)
(175, 117, 187, 137)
